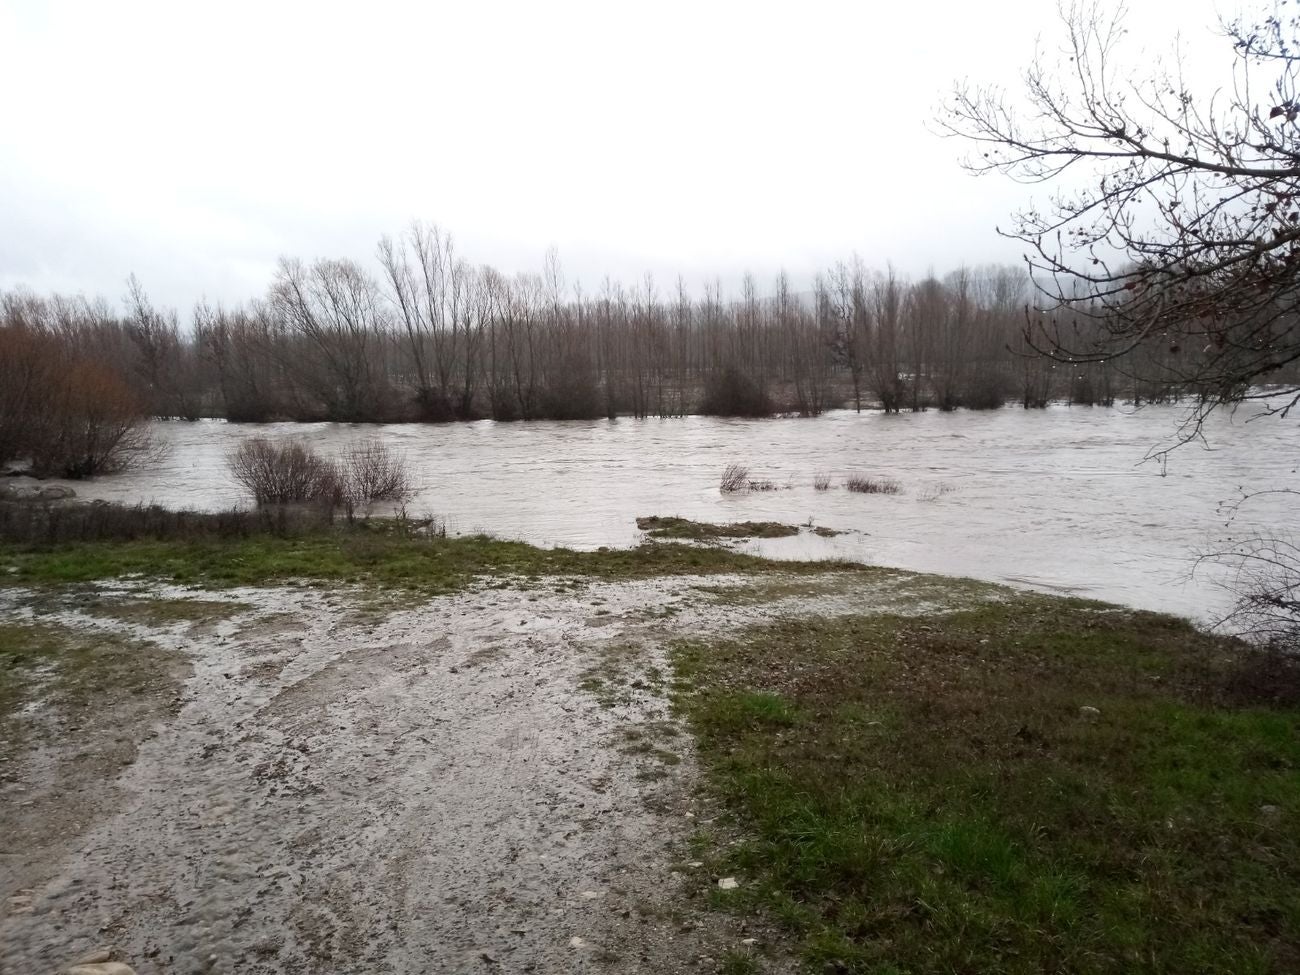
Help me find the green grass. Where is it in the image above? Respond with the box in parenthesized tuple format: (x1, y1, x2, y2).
(673, 598, 1300, 974)
(636, 516, 801, 540)
(0, 528, 859, 594)
(719, 950, 762, 974)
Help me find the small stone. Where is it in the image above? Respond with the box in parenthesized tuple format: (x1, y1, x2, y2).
(580, 890, 602, 899)
(1079, 705, 1101, 718)
(1260, 804, 1281, 817)
(686, 861, 704, 868)
(569, 936, 587, 948)
(741, 938, 759, 946)
(717, 877, 739, 890)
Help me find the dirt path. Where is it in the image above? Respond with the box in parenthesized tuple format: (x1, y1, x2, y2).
(0, 571, 955, 974)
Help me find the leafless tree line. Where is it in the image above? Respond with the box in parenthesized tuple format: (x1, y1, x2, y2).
(5, 223, 1288, 442)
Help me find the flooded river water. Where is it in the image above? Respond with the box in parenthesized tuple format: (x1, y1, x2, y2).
(31, 403, 1299, 623)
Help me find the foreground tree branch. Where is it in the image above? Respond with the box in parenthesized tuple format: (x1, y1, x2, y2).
(941, 1, 1300, 432)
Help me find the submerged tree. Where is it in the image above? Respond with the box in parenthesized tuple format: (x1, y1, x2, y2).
(942, 1, 1300, 425)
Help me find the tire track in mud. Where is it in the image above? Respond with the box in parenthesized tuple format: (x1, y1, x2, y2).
(1, 572, 944, 973)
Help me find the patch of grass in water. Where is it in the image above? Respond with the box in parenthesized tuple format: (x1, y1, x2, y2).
(636, 516, 800, 540)
(672, 596, 1300, 974)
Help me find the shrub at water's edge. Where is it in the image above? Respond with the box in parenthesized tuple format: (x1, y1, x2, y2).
(0, 322, 153, 479)
(227, 437, 416, 520)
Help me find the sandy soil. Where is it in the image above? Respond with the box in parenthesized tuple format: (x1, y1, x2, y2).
(0, 570, 952, 974)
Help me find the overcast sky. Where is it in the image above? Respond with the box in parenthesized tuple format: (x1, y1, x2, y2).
(1, 0, 1234, 311)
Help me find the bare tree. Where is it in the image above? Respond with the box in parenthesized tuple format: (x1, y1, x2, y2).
(270, 257, 389, 421)
(378, 222, 470, 419)
(942, 1, 1300, 429)
(196, 300, 289, 422)
(869, 267, 908, 412)
(125, 275, 209, 419)
(0, 301, 62, 467)
(821, 259, 869, 411)
(0, 291, 153, 477)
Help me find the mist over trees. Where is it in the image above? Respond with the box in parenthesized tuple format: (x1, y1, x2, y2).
(6, 222, 1268, 438)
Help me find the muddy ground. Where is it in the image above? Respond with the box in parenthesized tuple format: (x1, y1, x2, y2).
(0, 570, 979, 974)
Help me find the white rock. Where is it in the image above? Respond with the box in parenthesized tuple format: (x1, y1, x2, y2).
(71, 949, 113, 965)
(1079, 705, 1101, 718)
(717, 876, 739, 890)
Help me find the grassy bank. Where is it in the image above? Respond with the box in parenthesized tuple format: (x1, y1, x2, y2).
(0, 521, 863, 594)
(673, 599, 1300, 974)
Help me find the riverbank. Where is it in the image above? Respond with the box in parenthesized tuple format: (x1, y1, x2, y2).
(1, 523, 1296, 973)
